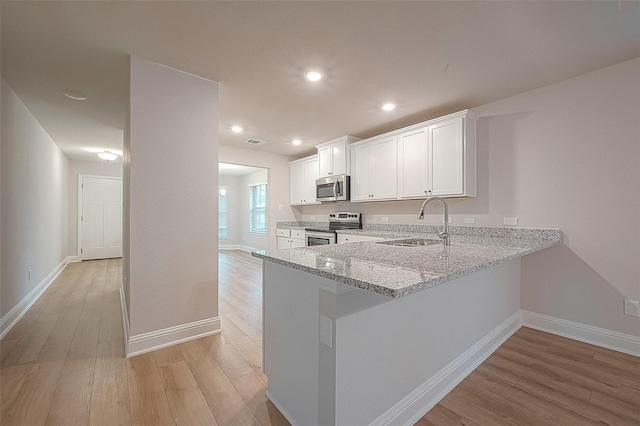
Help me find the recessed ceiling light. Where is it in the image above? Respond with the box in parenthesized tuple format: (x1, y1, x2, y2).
(62, 90, 87, 101)
(382, 103, 396, 111)
(305, 71, 323, 82)
(232, 126, 243, 133)
(292, 139, 302, 146)
(97, 151, 118, 161)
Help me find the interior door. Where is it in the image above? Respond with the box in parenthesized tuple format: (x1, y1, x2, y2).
(81, 177, 123, 260)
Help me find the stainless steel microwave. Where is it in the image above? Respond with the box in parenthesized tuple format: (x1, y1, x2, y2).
(316, 175, 350, 202)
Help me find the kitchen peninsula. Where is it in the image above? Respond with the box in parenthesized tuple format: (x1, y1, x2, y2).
(253, 226, 560, 426)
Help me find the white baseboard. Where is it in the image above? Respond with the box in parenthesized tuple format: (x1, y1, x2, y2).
(521, 310, 640, 357)
(119, 286, 131, 356)
(126, 316, 221, 358)
(219, 244, 261, 253)
(0, 256, 73, 339)
(67, 255, 82, 263)
(372, 311, 522, 426)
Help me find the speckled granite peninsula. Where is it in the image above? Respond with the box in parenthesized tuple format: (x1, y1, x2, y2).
(254, 225, 560, 426)
(254, 225, 560, 298)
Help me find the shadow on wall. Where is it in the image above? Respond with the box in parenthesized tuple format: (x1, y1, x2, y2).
(521, 243, 640, 337)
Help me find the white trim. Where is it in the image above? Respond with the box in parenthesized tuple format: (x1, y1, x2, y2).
(0, 256, 73, 339)
(67, 255, 82, 263)
(371, 310, 522, 426)
(219, 244, 261, 253)
(77, 174, 123, 260)
(521, 310, 640, 357)
(119, 285, 131, 356)
(126, 316, 222, 358)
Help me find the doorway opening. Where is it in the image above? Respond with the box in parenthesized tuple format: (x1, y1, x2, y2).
(218, 163, 269, 252)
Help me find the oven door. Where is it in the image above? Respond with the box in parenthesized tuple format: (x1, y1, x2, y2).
(305, 231, 336, 246)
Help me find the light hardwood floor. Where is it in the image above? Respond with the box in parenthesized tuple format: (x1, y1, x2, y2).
(1, 251, 638, 425)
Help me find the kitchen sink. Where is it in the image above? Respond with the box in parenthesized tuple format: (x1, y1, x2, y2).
(376, 238, 442, 247)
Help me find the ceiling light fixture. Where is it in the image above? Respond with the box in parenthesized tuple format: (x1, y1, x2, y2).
(292, 139, 302, 146)
(62, 90, 87, 101)
(305, 71, 322, 82)
(382, 103, 396, 111)
(232, 125, 243, 133)
(97, 151, 118, 161)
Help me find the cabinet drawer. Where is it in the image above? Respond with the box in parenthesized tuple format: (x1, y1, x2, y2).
(291, 230, 305, 239)
(276, 229, 291, 238)
(337, 234, 357, 244)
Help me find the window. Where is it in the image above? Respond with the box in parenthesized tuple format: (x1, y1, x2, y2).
(249, 183, 267, 233)
(219, 187, 228, 240)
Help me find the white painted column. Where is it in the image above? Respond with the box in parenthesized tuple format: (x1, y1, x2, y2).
(122, 56, 219, 356)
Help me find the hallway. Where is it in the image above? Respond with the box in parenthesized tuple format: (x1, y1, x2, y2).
(0, 252, 288, 425)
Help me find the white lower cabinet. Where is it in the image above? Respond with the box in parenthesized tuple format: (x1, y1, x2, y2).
(277, 229, 306, 249)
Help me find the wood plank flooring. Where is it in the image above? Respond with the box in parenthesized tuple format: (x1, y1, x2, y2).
(1, 251, 638, 425)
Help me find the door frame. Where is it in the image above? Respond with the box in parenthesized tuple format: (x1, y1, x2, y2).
(78, 174, 123, 260)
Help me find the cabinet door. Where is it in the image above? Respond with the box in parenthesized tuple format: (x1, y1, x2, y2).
(290, 161, 305, 205)
(304, 158, 319, 204)
(371, 137, 397, 200)
(331, 142, 347, 176)
(397, 128, 428, 198)
(290, 238, 306, 249)
(277, 236, 291, 249)
(350, 144, 371, 201)
(429, 119, 463, 196)
(318, 146, 332, 178)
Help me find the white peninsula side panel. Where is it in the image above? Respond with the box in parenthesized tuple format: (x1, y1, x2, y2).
(262, 258, 521, 426)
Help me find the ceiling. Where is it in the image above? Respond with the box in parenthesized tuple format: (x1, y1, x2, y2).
(2, 2, 639, 163)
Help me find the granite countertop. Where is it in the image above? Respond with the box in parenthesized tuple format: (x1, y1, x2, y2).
(256, 225, 560, 298)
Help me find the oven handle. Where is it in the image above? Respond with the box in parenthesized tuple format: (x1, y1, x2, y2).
(306, 231, 335, 238)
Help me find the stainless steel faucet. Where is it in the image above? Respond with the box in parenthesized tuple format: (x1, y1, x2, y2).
(417, 196, 450, 247)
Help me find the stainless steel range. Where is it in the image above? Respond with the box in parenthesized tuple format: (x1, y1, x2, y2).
(305, 212, 362, 246)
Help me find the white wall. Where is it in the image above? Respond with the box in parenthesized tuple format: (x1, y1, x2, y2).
(125, 56, 219, 339)
(294, 58, 640, 337)
(219, 145, 296, 251)
(68, 160, 123, 257)
(1, 78, 69, 318)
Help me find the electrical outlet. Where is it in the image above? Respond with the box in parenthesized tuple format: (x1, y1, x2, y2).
(382, 217, 389, 222)
(504, 217, 518, 226)
(624, 300, 640, 317)
(278, 204, 283, 211)
(441, 217, 453, 224)
(320, 314, 333, 348)
(464, 217, 476, 224)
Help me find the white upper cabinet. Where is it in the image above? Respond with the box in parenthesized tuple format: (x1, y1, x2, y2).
(397, 127, 429, 198)
(350, 136, 397, 201)
(290, 155, 319, 205)
(398, 110, 477, 198)
(429, 118, 465, 196)
(316, 135, 361, 178)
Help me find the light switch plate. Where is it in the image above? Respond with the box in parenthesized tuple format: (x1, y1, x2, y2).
(320, 314, 333, 348)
